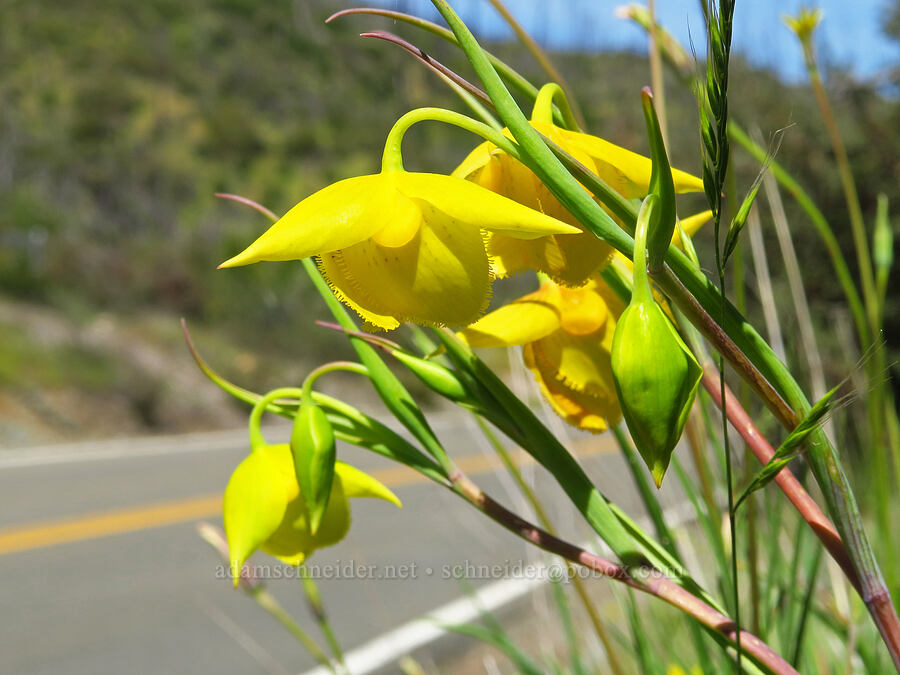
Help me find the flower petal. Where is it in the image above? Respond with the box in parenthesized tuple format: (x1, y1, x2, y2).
(451, 141, 494, 180)
(335, 461, 402, 507)
(320, 205, 493, 327)
(558, 285, 608, 335)
(673, 209, 713, 247)
(546, 124, 704, 197)
(524, 342, 622, 433)
(528, 282, 623, 400)
(459, 283, 562, 347)
(316, 254, 401, 331)
(261, 478, 351, 565)
(219, 174, 389, 268)
(223, 444, 293, 585)
(471, 152, 613, 284)
(396, 172, 580, 239)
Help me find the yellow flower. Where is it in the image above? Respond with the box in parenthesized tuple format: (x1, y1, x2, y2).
(453, 121, 704, 286)
(459, 276, 625, 432)
(219, 171, 579, 330)
(224, 443, 400, 585)
(784, 8, 823, 45)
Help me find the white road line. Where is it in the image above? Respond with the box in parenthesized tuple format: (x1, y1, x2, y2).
(300, 571, 544, 675)
(298, 502, 699, 675)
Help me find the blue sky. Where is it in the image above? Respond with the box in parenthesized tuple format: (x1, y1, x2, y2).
(369, 0, 899, 83)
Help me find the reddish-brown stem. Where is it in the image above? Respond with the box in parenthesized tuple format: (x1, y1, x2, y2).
(659, 268, 799, 429)
(449, 471, 799, 675)
(360, 31, 492, 107)
(701, 371, 861, 593)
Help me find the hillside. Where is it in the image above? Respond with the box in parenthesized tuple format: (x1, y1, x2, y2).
(0, 0, 896, 444)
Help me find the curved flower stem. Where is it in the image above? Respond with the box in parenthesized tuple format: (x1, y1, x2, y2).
(248, 387, 305, 451)
(300, 361, 370, 405)
(381, 106, 521, 171)
(531, 82, 580, 130)
(447, 470, 799, 675)
(631, 194, 656, 305)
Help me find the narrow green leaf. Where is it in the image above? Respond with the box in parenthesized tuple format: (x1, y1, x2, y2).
(735, 382, 845, 510)
(549, 579, 587, 675)
(444, 622, 545, 675)
(723, 179, 762, 263)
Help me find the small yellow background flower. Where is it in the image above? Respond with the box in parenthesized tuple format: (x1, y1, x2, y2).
(459, 276, 625, 432)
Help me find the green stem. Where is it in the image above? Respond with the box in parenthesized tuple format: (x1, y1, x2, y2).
(631, 194, 656, 304)
(800, 40, 878, 335)
(248, 387, 304, 451)
(299, 564, 346, 671)
(531, 82, 580, 130)
(381, 107, 522, 172)
(300, 361, 370, 404)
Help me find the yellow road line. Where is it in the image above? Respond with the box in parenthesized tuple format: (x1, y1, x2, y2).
(0, 438, 615, 557)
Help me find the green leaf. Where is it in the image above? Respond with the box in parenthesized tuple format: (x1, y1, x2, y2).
(735, 382, 844, 510)
(723, 178, 762, 263)
(443, 622, 545, 675)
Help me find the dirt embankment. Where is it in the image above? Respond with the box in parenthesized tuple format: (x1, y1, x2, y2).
(0, 297, 247, 448)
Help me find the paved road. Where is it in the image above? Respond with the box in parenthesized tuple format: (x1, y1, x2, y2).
(0, 413, 687, 674)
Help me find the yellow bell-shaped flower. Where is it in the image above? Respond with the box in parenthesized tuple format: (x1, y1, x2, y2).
(223, 443, 400, 585)
(219, 171, 579, 330)
(459, 276, 625, 432)
(453, 119, 704, 287)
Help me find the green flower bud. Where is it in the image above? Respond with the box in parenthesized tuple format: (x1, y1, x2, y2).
(391, 350, 472, 403)
(611, 195, 702, 486)
(291, 396, 337, 536)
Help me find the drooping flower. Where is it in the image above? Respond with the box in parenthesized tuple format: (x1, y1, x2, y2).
(453, 119, 705, 286)
(224, 443, 400, 584)
(219, 171, 579, 330)
(459, 276, 625, 432)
